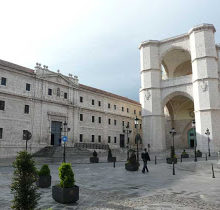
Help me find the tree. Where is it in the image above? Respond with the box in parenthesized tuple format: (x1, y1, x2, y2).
(11, 151, 40, 210)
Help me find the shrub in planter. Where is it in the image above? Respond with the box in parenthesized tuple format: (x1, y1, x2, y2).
(125, 151, 139, 171)
(196, 150, 202, 157)
(181, 150, 189, 158)
(52, 163, 79, 204)
(90, 150, 99, 163)
(166, 146, 177, 164)
(37, 164, 51, 188)
(11, 151, 40, 209)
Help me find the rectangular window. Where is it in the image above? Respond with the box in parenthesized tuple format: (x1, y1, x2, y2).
(139, 111, 141, 116)
(127, 122, 130, 127)
(134, 110, 136, 114)
(98, 135, 101, 143)
(98, 117, 101, 123)
(48, 88, 52, 95)
(0, 128, 2, 139)
(108, 103, 111, 109)
(114, 105, 117, 110)
(108, 118, 111, 125)
(98, 101, 101, 106)
(80, 134, 83, 142)
(135, 124, 137, 128)
(91, 135, 95, 142)
(127, 108, 129, 113)
(0, 100, 5, 110)
(140, 124, 142, 129)
(114, 120, 117, 125)
(24, 105, 29, 114)
(1, 77, 6, 86)
(92, 116, 95, 123)
(80, 96, 83, 103)
(26, 83, 31, 91)
(122, 107, 124, 112)
(92, 99, 95, 105)
(122, 121, 124, 126)
(80, 114, 83, 121)
(108, 136, 111, 143)
(114, 137, 117, 143)
(64, 92, 68, 99)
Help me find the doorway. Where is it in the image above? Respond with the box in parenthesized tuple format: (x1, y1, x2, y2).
(188, 128, 196, 148)
(51, 121, 62, 146)
(120, 134, 125, 148)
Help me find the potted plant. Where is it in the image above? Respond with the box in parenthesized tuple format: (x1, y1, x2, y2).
(181, 149, 189, 158)
(52, 162, 79, 204)
(90, 150, 99, 163)
(166, 146, 177, 164)
(125, 150, 139, 171)
(196, 150, 202, 157)
(37, 164, 51, 188)
(107, 148, 116, 162)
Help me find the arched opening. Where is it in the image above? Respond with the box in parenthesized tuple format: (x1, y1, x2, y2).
(164, 95, 195, 149)
(161, 49, 192, 80)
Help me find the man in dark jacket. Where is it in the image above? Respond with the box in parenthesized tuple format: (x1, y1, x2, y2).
(141, 148, 150, 173)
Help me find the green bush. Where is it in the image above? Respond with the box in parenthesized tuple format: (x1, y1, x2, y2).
(58, 163, 75, 188)
(11, 151, 40, 210)
(38, 164, 50, 176)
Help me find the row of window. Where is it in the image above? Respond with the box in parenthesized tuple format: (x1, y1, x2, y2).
(1, 77, 31, 91)
(79, 96, 141, 115)
(0, 100, 30, 113)
(79, 134, 117, 143)
(48, 88, 68, 99)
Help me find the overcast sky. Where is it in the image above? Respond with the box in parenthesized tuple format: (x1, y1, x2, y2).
(0, 0, 220, 101)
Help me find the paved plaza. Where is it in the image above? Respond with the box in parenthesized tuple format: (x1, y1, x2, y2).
(0, 152, 220, 210)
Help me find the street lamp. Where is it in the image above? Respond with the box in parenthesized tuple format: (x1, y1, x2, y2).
(61, 121, 70, 163)
(192, 120, 197, 162)
(134, 116, 140, 163)
(169, 128, 176, 160)
(205, 128, 211, 157)
(123, 122, 132, 160)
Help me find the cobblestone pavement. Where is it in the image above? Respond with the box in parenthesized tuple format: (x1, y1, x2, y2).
(0, 154, 220, 210)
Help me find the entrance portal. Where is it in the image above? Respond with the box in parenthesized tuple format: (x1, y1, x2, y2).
(188, 128, 196, 148)
(51, 121, 62, 146)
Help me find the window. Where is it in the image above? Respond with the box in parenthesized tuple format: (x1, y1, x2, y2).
(91, 135, 95, 142)
(26, 83, 31, 91)
(92, 99, 95, 105)
(108, 136, 111, 143)
(24, 105, 29, 114)
(48, 88, 52, 95)
(134, 110, 136, 114)
(80, 134, 83, 142)
(108, 103, 111, 109)
(0, 100, 5, 110)
(114, 120, 117, 125)
(98, 101, 101, 106)
(108, 119, 111, 125)
(139, 111, 141, 116)
(114, 105, 117, 110)
(80, 114, 83, 121)
(1, 77, 6, 86)
(98, 117, 101, 123)
(80, 96, 83, 103)
(140, 124, 142, 129)
(98, 135, 101, 143)
(128, 137, 130, 144)
(127, 108, 129, 113)
(64, 92, 68, 99)
(122, 107, 124, 112)
(122, 121, 125, 126)
(92, 116, 95, 123)
(135, 124, 137, 128)
(127, 122, 130, 127)
(114, 137, 117, 143)
(0, 128, 2, 139)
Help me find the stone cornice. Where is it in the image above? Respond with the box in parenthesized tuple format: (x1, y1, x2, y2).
(188, 23, 216, 35)
(191, 55, 217, 63)
(139, 40, 160, 49)
(140, 68, 161, 73)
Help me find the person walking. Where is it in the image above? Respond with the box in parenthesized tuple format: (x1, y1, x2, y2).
(141, 148, 150, 173)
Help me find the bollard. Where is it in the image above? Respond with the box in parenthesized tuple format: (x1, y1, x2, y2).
(206, 153, 207, 161)
(212, 164, 215, 178)
(155, 156, 157, 165)
(113, 160, 115, 168)
(173, 161, 175, 175)
(181, 155, 182, 163)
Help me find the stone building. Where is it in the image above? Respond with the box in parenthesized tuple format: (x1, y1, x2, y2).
(0, 60, 142, 157)
(139, 23, 220, 153)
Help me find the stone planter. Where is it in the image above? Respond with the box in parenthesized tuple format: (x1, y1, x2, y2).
(52, 185, 79, 204)
(108, 157, 116, 162)
(90, 156, 99, 163)
(36, 175, 51, 188)
(181, 154, 189, 158)
(125, 162, 139, 171)
(166, 157, 177, 164)
(196, 152, 202, 157)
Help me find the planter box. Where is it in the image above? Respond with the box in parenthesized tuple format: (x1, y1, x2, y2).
(125, 162, 139, 171)
(90, 156, 99, 163)
(166, 157, 177, 164)
(52, 185, 79, 204)
(36, 175, 51, 188)
(196, 152, 202, 157)
(108, 157, 116, 162)
(181, 154, 189, 158)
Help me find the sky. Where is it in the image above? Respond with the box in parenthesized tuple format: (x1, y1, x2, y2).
(0, 0, 220, 101)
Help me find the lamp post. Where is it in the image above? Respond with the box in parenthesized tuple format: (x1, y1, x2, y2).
(134, 116, 140, 163)
(169, 128, 176, 159)
(205, 128, 211, 157)
(61, 121, 70, 163)
(192, 120, 197, 162)
(123, 122, 132, 160)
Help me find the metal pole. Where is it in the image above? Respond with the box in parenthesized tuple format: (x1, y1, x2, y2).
(212, 164, 215, 178)
(173, 133, 175, 156)
(137, 140, 139, 163)
(63, 142, 66, 163)
(194, 127, 197, 162)
(208, 139, 210, 157)
(173, 162, 175, 175)
(113, 160, 115, 168)
(26, 140, 27, 151)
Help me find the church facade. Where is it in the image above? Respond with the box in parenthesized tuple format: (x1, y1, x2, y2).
(0, 60, 142, 157)
(139, 24, 220, 153)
